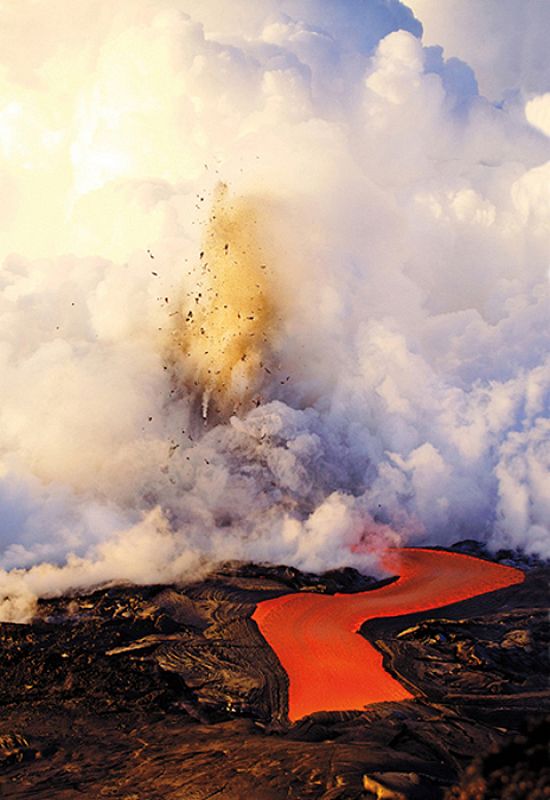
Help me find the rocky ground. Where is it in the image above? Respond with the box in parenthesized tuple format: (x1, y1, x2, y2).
(1, 544, 548, 799)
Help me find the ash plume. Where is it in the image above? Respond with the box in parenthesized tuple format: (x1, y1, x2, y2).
(169, 183, 278, 419)
(0, 0, 549, 621)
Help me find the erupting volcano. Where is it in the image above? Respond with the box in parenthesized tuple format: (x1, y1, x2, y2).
(1, 0, 549, 798)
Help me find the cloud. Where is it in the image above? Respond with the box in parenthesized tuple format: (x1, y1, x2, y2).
(0, 0, 548, 620)
(404, 0, 550, 101)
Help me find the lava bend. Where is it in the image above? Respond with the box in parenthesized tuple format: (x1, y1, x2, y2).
(252, 548, 524, 722)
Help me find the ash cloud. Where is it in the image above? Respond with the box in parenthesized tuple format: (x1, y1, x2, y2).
(0, 0, 548, 621)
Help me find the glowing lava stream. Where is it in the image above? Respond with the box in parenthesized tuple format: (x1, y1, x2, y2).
(252, 548, 524, 721)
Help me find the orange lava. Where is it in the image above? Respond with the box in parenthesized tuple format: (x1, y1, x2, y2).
(252, 548, 524, 721)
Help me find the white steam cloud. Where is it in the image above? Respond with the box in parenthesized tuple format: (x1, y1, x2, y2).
(1, 0, 549, 621)
(405, 0, 550, 102)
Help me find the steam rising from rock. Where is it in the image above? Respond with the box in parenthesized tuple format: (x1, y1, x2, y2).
(0, 0, 548, 621)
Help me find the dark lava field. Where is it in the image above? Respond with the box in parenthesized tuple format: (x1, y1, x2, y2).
(1, 543, 548, 800)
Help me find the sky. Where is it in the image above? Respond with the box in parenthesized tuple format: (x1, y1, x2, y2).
(0, 0, 548, 621)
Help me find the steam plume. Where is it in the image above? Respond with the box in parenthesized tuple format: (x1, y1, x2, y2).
(0, 0, 548, 621)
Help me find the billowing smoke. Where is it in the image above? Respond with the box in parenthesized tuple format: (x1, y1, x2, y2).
(1, 0, 549, 621)
(405, 0, 550, 101)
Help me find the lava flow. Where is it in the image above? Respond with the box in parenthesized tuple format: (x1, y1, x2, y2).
(252, 548, 524, 722)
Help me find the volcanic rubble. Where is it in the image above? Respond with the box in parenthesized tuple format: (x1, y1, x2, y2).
(1, 543, 548, 800)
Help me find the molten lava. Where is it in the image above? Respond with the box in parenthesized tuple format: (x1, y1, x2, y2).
(252, 548, 524, 721)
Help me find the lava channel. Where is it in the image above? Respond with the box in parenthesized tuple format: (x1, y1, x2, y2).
(252, 548, 524, 722)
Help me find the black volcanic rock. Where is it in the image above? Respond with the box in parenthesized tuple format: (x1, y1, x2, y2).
(362, 567, 550, 725)
(446, 715, 550, 800)
(0, 555, 549, 799)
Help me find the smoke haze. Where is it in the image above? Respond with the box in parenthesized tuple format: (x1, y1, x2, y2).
(1, 0, 549, 621)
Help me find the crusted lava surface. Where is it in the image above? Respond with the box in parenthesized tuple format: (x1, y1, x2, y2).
(1, 544, 548, 800)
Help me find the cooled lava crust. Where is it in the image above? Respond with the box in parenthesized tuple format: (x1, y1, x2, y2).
(1, 543, 548, 800)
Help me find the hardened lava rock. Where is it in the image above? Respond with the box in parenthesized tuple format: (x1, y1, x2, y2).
(0, 552, 548, 799)
(445, 715, 550, 800)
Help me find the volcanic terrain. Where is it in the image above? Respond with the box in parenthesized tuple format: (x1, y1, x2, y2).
(1, 542, 548, 800)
